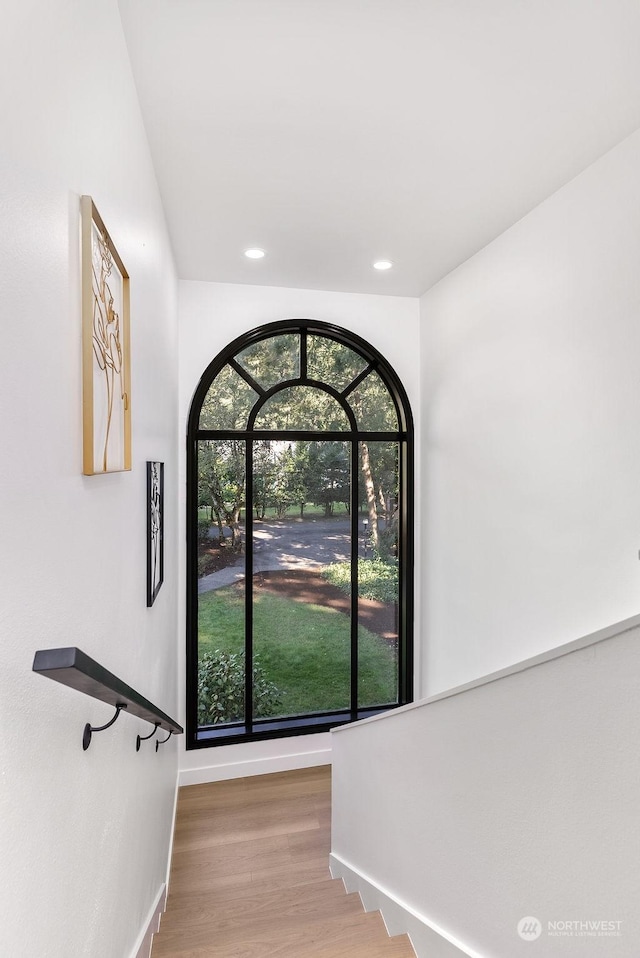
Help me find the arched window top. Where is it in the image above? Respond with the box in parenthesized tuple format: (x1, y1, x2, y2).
(193, 321, 409, 435)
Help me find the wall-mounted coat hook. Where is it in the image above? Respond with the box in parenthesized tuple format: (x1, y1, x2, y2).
(83, 703, 128, 751)
(136, 722, 160, 752)
(155, 729, 174, 751)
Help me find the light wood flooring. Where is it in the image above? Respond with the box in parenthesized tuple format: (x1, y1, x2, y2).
(151, 765, 415, 958)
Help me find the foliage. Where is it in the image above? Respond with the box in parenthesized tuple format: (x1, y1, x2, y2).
(198, 587, 397, 716)
(377, 509, 399, 559)
(322, 556, 399, 604)
(252, 441, 310, 518)
(253, 441, 278, 519)
(197, 554, 216, 577)
(197, 518, 212, 543)
(236, 333, 299, 389)
(307, 441, 350, 516)
(349, 371, 398, 431)
(306, 335, 366, 391)
(199, 363, 257, 430)
(254, 385, 349, 430)
(250, 439, 353, 520)
(272, 444, 305, 517)
(198, 440, 245, 551)
(197, 649, 282, 725)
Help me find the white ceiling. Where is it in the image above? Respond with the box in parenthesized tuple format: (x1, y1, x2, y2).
(118, 0, 640, 297)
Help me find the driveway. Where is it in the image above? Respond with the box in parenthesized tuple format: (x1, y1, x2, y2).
(198, 515, 354, 593)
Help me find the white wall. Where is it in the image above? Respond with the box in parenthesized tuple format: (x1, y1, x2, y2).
(420, 128, 640, 694)
(178, 280, 421, 780)
(0, 3, 179, 956)
(331, 617, 640, 957)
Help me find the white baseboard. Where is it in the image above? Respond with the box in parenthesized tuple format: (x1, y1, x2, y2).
(165, 774, 180, 892)
(128, 773, 178, 958)
(129, 883, 166, 958)
(178, 746, 332, 785)
(329, 854, 483, 958)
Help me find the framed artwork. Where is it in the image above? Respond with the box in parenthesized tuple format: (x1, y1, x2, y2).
(147, 461, 164, 607)
(81, 195, 131, 475)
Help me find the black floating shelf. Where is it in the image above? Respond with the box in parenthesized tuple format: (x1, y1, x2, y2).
(33, 647, 183, 749)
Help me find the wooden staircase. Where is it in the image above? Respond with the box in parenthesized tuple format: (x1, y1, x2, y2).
(151, 765, 414, 957)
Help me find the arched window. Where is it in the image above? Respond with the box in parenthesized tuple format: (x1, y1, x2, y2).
(186, 320, 413, 747)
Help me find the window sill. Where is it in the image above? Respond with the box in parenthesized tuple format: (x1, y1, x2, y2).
(188, 705, 398, 748)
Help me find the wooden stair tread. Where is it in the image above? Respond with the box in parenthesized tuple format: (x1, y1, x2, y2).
(156, 885, 367, 942)
(153, 903, 409, 954)
(157, 878, 351, 927)
(165, 858, 333, 902)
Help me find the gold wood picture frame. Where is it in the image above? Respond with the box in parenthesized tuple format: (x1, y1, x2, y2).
(81, 195, 131, 475)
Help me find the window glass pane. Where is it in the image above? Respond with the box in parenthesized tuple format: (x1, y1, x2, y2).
(197, 439, 246, 728)
(307, 335, 368, 392)
(254, 385, 350, 430)
(199, 364, 258, 430)
(252, 439, 351, 719)
(358, 440, 399, 708)
(236, 334, 300, 389)
(348, 371, 398, 431)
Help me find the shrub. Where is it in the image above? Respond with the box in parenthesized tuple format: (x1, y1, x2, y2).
(322, 556, 398, 604)
(197, 554, 217, 577)
(197, 518, 212, 543)
(198, 649, 283, 725)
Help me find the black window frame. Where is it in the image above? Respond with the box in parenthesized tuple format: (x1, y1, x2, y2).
(186, 319, 414, 748)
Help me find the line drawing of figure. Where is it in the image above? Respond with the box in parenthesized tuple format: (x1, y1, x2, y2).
(92, 228, 126, 472)
(149, 462, 162, 598)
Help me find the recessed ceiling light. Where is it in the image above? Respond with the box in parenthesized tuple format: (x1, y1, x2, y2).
(373, 260, 393, 271)
(244, 248, 265, 259)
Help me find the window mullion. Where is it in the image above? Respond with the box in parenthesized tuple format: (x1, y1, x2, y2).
(228, 356, 265, 397)
(399, 438, 414, 704)
(350, 438, 359, 721)
(246, 438, 254, 733)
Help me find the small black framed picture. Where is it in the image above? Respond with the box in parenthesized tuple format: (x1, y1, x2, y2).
(147, 461, 164, 606)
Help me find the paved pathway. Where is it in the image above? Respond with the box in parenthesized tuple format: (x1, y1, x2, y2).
(198, 516, 353, 594)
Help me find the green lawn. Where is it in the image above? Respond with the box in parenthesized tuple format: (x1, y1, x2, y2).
(198, 586, 397, 718)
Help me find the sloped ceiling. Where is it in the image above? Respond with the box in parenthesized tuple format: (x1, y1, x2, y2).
(119, 0, 640, 296)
